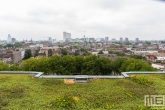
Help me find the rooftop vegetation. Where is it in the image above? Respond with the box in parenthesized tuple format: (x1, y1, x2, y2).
(0, 74, 165, 109)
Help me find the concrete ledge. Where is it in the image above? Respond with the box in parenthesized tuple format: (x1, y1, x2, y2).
(0, 71, 165, 79)
(121, 71, 165, 78)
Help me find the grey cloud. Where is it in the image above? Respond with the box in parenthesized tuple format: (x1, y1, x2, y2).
(0, 0, 165, 40)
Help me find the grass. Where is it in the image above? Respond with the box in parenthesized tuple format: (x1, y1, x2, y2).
(0, 74, 165, 110)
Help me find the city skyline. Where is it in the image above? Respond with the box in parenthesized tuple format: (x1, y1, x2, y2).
(1, 33, 165, 42)
(0, 0, 165, 41)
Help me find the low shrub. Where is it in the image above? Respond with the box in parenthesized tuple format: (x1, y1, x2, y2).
(125, 92, 134, 98)
(50, 96, 79, 109)
(130, 75, 153, 86)
(104, 103, 116, 109)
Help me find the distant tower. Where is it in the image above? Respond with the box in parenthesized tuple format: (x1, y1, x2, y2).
(7, 34, 11, 43)
(63, 32, 66, 42)
(63, 31, 71, 42)
(125, 38, 129, 42)
(105, 37, 109, 42)
(11, 38, 16, 43)
(120, 37, 123, 43)
(84, 31, 87, 45)
(84, 31, 86, 41)
(135, 38, 139, 43)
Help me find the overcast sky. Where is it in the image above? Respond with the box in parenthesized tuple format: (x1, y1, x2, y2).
(0, 0, 165, 41)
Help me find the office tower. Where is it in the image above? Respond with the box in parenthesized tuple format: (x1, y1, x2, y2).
(105, 37, 109, 42)
(63, 32, 71, 42)
(135, 38, 139, 43)
(48, 37, 52, 42)
(120, 37, 123, 43)
(7, 34, 11, 43)
(100, 38, 105, 42)
(11, 38, 16, 43)
(125, 37, 129, 42)
(111, 38, 116, 42)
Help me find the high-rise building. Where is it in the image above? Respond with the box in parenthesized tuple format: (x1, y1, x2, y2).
(63, 32, 71, 42)
(11, 38, 16, 43)
(89, 38, 95, 42)
(111, 38, 116, 42)
(120, 37, 123, 43)
(48, 37, 52, 42)
(135, 38, 139, 43)
(7, 34, 11, 43)
(105, 37, 109, 42)
(125, 38, 129, 42)
(100, 38, 105, 42)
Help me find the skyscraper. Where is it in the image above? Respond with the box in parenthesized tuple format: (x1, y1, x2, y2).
(125, 38, 129, 42)
(105, 37, 109, 42)
(135, 38, 139, 43)
(63, 32, 71, 42)
(11, 38, 16, 43)
(120, 37, 123, 43)
(7, 34, 11, 43)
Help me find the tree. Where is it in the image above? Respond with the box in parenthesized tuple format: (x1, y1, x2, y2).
(0, 61, 9, 71)
(112, 58, 126, 75)
(48, 49, 52, 56)
(74, 52, 80, 56)
(95, 57, 112, 75)
(108, 50, 114, 54)
(73, 45, 79, 49)
(20, 58, 38, 71)
(61, 48, 68, 56)
(109, 50, 125, 56)
(60, 55, 76, 75)
(14, 42, 22, 48)
(114, 51, 123, 56)
(119, 58, 137, 72)
(80, 48, 91, 55)
(81, 55, 97, 75)
(23, 49, 32, 60)
(49, 55, 76, 75)
(10, 64, 21, 71)
(6, 44, 14, 48)
(49, 55, 63, 74)
(145, 41, 151, 45)
(131, 55, 145, 60)
(20, 57, 52, 74)
(155, 60, 161, 63)
(125, 42, 131, 45)
(82, 60, 96, 75)
(36, 57, 51, 74)
(136, 55, 145, 59)
(120, 44, 123, 48)
(34, 50, 39, 57)
(98, 50, 103, 54)
(58, 44, 64, 47)
(119, 58, 157, 72)
(74, 56, 84, 74)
